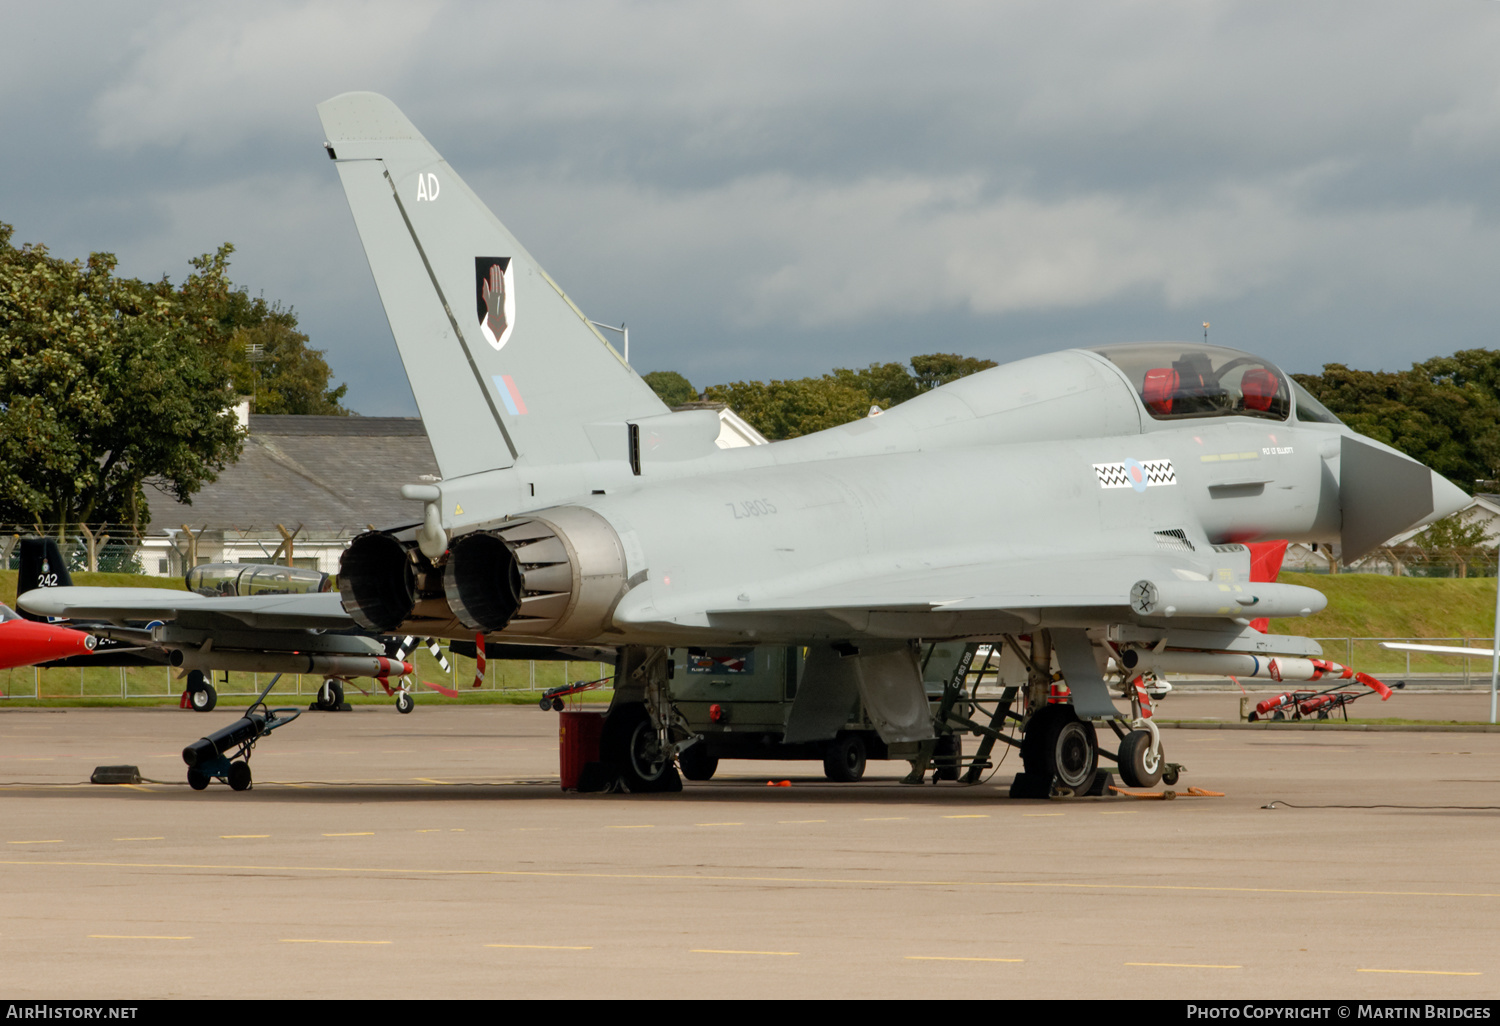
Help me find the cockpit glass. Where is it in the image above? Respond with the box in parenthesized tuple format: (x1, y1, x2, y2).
(1092, 344, 1292, 423)
(0, 604, 19, 623)
(1291, 379, 1343, 425)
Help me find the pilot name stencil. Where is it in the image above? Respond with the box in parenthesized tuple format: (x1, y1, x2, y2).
(1093, 458, 1176, 491)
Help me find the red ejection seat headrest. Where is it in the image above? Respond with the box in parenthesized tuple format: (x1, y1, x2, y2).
(1241, 368, 1278, 412)
(1142, 368, 1178, 414)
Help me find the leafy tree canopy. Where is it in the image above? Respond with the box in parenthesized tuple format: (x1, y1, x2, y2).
(704, 353, 997, 440)
(0, 224, 255, 536)
(1295, 349, 1500, 495)
(226, 292, 349, 415)
(642, 370, 697, 408)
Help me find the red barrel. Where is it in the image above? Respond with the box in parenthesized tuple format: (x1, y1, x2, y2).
(558, 711, 605, 790)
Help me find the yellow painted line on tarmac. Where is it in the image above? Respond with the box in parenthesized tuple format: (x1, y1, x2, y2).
(89, 935, 191, 941)
(8, 840, 62, 845)
(1126, 962, 1242, 969)
(281, 939, 392, 945)
(118, 784, 154, 792)
(415, 778, 450, 785)
(323, 832, 375, 837)
(692, 949, 799, 956)
(9, 858, 1500, 902)
(449, 828, 464, 832)
(906, 956, 1023, 963)
(485, 944, 593, 950)
(1358, 969, 1482, 976)
(942, 815, 989, 819)
(416, 829, 442, 833)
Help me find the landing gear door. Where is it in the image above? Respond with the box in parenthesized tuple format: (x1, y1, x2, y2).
(1052, 628, 1119, 720)
(783, 644, 860, 744)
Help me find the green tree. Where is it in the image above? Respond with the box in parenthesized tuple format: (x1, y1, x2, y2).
(0, 223, 245, 537)
(226, 293, 349, 415)
(1295, 354, 1500, 494)
(827, 361, 921, 408)
(642, 370, 697, 408)
(705, 353, 997, 440)
(910, 353, 998, 392)
(703, 378, 873, 440)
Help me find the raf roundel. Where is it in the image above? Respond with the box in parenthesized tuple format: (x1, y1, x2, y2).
(1092, 458, 1177, 491)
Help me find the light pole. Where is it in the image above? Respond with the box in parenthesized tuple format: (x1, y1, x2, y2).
(589, 320, 628, 364)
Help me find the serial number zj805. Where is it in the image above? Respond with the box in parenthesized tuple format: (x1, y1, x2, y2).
(726, 499, 778, 519)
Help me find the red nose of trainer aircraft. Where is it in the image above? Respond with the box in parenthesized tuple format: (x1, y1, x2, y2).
(0, 603, 96, 669)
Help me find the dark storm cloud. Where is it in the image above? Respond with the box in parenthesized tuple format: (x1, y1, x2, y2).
(2, 1, 1498, 413)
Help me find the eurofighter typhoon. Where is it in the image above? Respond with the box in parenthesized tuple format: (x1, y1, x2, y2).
(32, 92, 1472, 796)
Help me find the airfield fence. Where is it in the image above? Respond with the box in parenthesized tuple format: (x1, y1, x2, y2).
(0, 651, 610, 702)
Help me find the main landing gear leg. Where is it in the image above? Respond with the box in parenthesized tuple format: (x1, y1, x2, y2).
(598, 646, 685, 794)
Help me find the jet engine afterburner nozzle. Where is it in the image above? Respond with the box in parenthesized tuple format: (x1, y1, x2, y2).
(337, 531, 416, 632)
(441, 508, 628, 641)
(444, 530, 525, 632)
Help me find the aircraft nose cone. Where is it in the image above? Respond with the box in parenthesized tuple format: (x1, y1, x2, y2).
(1431, 472, 1470, 521)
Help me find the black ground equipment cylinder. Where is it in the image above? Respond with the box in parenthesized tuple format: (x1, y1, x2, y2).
(182, 713, 267, 768)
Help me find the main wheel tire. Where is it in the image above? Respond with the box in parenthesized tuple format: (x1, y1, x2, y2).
(396, 691, 414, 714)
(1116, 729, 1163, 788)
(601, 705, 679, 793)
(187, 767, 210, 791)
(1022, 705, 1097, 793)
(190, 683, 217, 713)
(933, 732, 962, 782)
(227, 761, 252, 792)
(678, 742, 719, 781)
(823, 734, 867, 782)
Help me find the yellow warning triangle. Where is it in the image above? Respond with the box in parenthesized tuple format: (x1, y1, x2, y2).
(454, 503, 464, 515)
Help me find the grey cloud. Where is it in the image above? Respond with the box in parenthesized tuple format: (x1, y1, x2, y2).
(3, 0, 1499, 417)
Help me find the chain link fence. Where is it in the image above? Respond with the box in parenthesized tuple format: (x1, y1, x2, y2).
(0, 649, 610, 701)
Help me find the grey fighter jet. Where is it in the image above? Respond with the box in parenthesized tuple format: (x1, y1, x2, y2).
(34, 92, 1471, 796)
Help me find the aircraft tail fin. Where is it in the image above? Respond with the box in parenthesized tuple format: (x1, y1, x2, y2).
(17, 538, 72, 620)
(317, 92, 668, 480)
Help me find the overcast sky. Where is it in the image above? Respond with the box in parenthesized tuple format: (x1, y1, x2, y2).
(4, 1, 1499, 415)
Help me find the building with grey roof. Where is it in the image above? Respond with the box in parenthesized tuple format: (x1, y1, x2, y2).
(140, 412, 438, 576)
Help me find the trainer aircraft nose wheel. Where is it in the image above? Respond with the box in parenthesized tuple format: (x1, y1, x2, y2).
(187, 670, 217, 712)
(396, 691, 414, 714)
(316, 679, 344, 711)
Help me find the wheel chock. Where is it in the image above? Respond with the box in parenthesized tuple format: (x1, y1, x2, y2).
(178, 691, 192, 709)
(1108, 785, 1177, 800)
(766, 780, 791, 787)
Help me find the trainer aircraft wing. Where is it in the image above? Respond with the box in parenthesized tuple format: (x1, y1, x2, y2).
(17, 586, 354, 631)
(1380, 641, 1498, 658)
